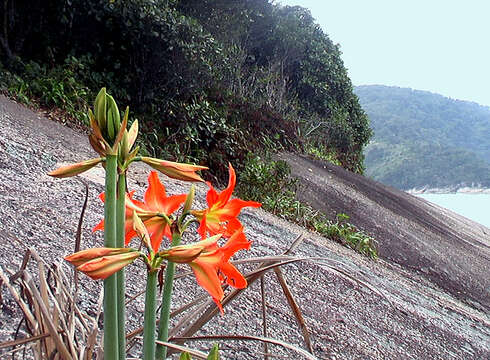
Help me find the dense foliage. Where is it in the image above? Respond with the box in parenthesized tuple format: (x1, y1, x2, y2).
(0, 0, 370, 181)
(356, 85, 490, 190)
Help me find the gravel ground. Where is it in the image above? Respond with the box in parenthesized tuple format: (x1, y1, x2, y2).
(0, 95, 489, 359)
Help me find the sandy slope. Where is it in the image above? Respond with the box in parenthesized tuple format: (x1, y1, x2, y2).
(0, 95, 489, 359)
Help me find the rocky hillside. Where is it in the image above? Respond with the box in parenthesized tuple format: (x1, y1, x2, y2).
(0, 96, 489, 359)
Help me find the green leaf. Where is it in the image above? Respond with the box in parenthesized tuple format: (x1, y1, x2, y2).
(180, 352, 192, 360)
(206, 344, 219, 360)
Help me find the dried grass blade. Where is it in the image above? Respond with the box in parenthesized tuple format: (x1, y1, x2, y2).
(273, 267, 313, 354)
(167, 299, 212, 339)
(170, 335, 318, 360)
(283, 233, 306, 255)
(171, 294, 209, 319)
(84, 289, 104, 359)
(55, 266, 78, 358)
(0, 332, 51, 349)
(23, 271, 73, 360)
(0, 266, 37, 329)
(36, 255, 56, 356)
(172, 258, 308, 341)
(260, 276, 269, 360)
(318, 262, 395, 308)
(8, 249, 31, 282)
(154, 340, 208, 359)
(73, 182, 89, 301)
(36, 251, 79, 358)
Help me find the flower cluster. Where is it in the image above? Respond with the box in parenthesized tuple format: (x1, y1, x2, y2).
(50, 88, 262, 358)
(65, 163, 260, 311)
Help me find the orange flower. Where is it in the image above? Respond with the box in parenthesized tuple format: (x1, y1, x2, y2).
(94, 171, 187, 252)
(192, 163, 261, 238)
(65, 247, 139, 280)
(161, 229, 251, 313)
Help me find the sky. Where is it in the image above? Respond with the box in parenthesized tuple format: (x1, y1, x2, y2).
(278, 0, 490, 107)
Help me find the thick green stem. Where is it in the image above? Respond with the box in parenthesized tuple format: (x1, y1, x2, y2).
(155, 232, 181, 359)
(104, 154, 119, 360)
(143, 270, 158, 360)
(116, 172, 127, 359)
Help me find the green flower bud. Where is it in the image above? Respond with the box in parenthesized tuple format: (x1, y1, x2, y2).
(94, 87, 107, 132)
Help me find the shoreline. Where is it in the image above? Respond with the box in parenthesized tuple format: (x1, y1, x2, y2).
(407, 187, 490, 194)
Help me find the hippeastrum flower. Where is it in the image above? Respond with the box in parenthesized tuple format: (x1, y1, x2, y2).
(161, 229, 251, 313)
(192, 163, 261, 238)
(140, 157, 208, 182)
(94, 171, 187, 252)
(48, 157, 104, 178)
(65, 247, 140, 280)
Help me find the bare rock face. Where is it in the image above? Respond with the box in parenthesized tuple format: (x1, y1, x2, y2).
(280, 153, 490, 312)
(0, 95, 489, 359)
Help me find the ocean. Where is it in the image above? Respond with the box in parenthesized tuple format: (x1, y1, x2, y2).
(416, 193, 490, 228)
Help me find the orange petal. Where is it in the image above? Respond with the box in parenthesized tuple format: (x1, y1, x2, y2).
(220, 261, 247, 289)
(162, 194, 187, 215)
(222, 218, 244, 238)
(217, 163, 237, 206)
(190, 258, 224, 313)
(197, 215, 208, 239)
(221, 229, 251, 262)
(205, 182, 219, 207)
(93, 219, 104, 233)
(143, 217, 169, 253)
(144, 172, 167, 210)
(216, 198, 262, 220)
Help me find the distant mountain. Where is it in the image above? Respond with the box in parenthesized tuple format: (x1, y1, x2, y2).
(355, 85, 490, 190)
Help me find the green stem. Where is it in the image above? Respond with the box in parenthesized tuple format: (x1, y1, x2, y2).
(155, 231, 181, 359)
(104, 154, 119, 360)
(143, 270, 158, 360)
(116, 172, 127, 359)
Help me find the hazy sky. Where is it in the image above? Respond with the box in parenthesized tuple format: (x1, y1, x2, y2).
(278, 0, 490, 106)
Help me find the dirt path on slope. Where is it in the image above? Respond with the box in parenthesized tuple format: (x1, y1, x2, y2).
(278, 153, 490, 311)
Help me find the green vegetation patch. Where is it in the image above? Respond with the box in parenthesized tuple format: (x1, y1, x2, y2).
(1, 0, 371, 182)
(237, 155, 377, 259)
(356, 85, 490, 189)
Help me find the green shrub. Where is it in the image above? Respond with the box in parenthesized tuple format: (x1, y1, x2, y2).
(312, 213, 377, 258)
(3, 58, 92, 125)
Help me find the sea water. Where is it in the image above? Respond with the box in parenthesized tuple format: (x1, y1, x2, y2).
(417, 193, 490, 228)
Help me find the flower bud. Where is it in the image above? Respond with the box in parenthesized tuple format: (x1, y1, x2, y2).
(159, 234, 221, 263)
(141, 157, 208, 182)
(92, 88, 124, 145)
(106, 94, 121, 141)
(65, 247, 139, 280)
(94, 88, 107, 132)
(48, 158, 104, 178)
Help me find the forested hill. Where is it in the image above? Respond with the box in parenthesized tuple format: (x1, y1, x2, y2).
(355, 85, 490, 190)
(0, 0, 371, 181)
